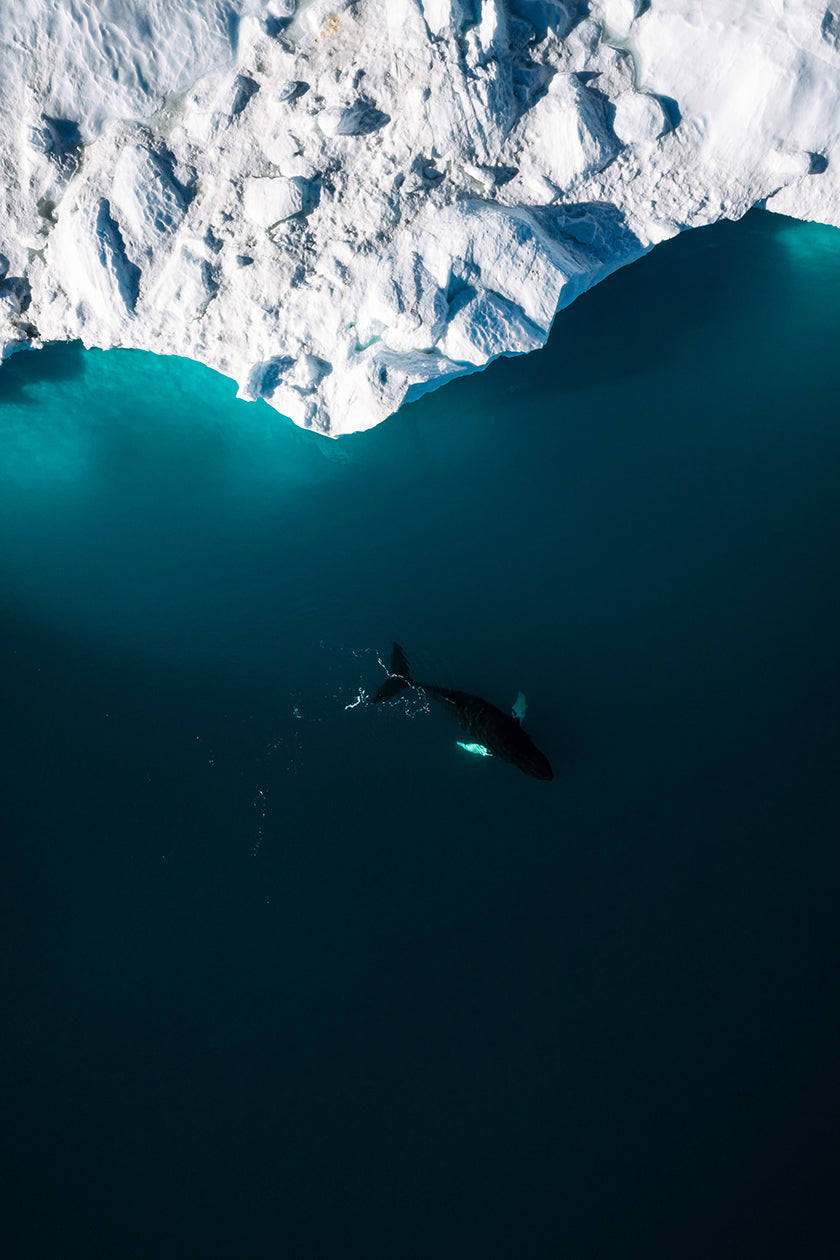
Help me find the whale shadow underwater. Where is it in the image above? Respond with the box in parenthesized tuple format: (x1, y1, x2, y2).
(372, 643, 554, 781)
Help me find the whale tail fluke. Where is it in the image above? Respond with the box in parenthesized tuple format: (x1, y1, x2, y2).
(372, 642, 415, 703)
(372, 674, 412, 703)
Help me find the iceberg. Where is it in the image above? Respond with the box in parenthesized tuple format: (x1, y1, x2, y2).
(1, 0, 839, 435)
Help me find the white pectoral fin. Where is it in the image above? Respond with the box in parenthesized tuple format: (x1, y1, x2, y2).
(512, 691, 527, 722)
(457, 741, 493, 757)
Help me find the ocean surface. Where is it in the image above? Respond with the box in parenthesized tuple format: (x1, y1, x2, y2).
(2, 210, 839, 1259)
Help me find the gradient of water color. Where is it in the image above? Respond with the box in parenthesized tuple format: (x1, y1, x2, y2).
(2, 210, 839, 1259)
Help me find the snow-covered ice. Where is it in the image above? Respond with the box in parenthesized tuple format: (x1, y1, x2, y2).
(1, 0, 839, 435)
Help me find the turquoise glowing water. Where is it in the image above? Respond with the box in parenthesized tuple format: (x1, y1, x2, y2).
(3, 211, 840, 1258)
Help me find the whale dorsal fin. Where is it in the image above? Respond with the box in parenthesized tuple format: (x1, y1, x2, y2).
(391, 642, 411, 679)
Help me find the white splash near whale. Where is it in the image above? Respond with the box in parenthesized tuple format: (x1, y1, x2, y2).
(1, 1, 839, 435)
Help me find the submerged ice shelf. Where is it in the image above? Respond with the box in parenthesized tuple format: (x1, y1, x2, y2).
(1, 0, 839, 436)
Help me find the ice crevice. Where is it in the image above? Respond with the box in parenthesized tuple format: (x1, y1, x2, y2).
(1, 0, 839, 435)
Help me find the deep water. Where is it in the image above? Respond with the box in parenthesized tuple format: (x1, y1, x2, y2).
(2, 210, 840, 1259)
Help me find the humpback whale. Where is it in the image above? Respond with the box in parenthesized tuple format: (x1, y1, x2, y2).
(373, 644, 554, 781)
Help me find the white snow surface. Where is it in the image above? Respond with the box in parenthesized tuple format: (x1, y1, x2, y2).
(1, 0, 839, 435)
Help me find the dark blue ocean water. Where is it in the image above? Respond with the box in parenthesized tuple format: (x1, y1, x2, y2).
(2, 210, 839, 1259)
